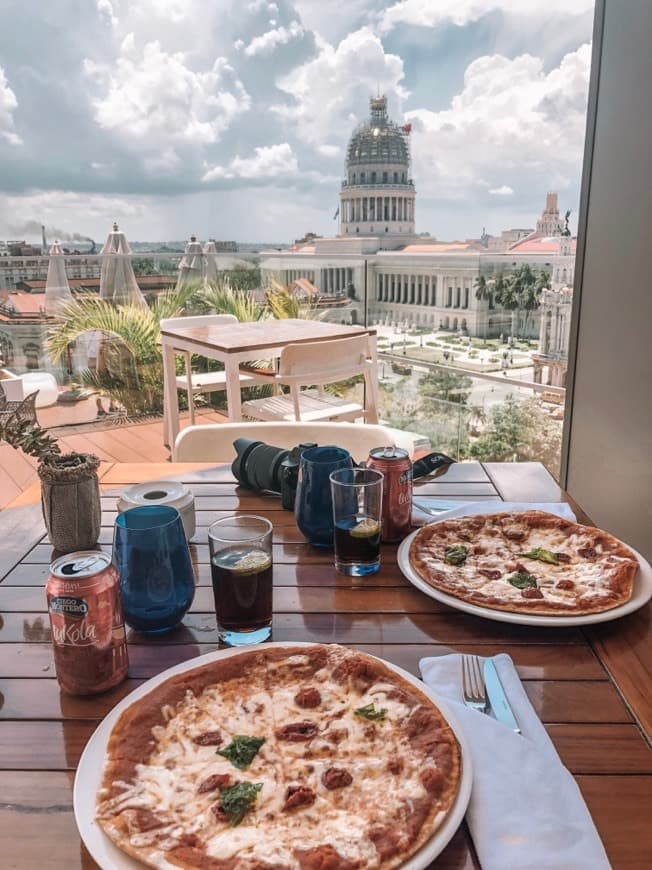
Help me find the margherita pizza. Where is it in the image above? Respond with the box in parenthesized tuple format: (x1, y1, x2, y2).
(95, 644, 462, 869)
(409, 510, 637, 616)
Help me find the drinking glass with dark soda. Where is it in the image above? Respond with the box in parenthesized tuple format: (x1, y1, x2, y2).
(330, 468, 383, 576)
(208, 515, 273, 646)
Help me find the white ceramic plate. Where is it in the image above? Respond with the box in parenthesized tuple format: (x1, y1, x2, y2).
(398, 526, 652, 627)
(74, 642, 472, 870)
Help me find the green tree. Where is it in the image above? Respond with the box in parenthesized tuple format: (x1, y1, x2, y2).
(419, 369, 472, 406)
(131, 257, 158, 276)
(474, 275, 495, 338)
(493, 265, 549, 338)
(46, 285, 198, 416)
(468, 395, 563, 477)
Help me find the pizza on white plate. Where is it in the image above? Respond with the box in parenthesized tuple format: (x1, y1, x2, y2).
(409, 510, 637, 616)
(95, 644, 462, 869)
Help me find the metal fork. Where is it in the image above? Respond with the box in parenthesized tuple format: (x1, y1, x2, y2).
(461, 655, 487, 713)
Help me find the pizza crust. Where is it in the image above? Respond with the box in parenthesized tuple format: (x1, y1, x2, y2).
(95, 644, 462, 869)
(409, 511, 637, 616)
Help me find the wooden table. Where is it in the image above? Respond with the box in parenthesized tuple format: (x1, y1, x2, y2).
(161, 319, 379, 447)
(0, 461, 650, 868)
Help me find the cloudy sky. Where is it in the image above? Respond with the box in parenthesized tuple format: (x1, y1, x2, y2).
(0, 0, 595, 244)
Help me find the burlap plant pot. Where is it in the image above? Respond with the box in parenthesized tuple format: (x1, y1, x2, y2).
(38, 453, 102, 554)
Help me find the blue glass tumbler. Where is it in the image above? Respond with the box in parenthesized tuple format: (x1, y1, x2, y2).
(294, 446, 353, 547)
(113, 505, 195, 633)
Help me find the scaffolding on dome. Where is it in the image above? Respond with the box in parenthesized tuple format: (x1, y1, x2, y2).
(346, 94, 411, 168)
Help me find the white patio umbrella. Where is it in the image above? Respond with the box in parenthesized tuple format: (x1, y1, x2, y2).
(203, 239, 219, 283)
(99, 222, 147, 307)
(44, 241, 73, 316)
(176, 235, 204, 289)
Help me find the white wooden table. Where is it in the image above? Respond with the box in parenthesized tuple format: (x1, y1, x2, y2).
(161, 319, 379, 447)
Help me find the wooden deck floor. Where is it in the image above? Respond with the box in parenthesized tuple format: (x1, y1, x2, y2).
(0, 408, 228, 510)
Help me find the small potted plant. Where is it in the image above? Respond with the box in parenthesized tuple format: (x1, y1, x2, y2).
(0, 407, 101, 554)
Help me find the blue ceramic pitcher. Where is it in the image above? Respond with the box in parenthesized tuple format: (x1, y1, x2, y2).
(294, 446, 352, 547)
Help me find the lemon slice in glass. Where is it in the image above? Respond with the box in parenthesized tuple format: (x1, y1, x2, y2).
(349, 518, 381, 539)
(232, 551, 272, 575)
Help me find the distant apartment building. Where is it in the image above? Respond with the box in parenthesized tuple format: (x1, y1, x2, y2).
(261, 95, 575, 341)
(0, 252, 101, 291)
(0, 275, 175, 372)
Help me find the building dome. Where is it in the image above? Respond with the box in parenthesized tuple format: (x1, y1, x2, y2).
(339, 95, 416, 237)
(347, 97, 409, 167)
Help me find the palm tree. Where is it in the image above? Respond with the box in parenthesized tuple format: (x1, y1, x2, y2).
(474, 275, 494, 338)
(492, 266, 548, 339)
(492, 273, 520, 337)
(192, 279, 266, 321)
(46, 284, 196, 416)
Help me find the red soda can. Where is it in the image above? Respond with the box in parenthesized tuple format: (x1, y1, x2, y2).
(367, 446, 413, 542)
(46, 551, 129, 695)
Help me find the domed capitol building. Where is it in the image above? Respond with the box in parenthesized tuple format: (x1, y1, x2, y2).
(261, 95, 574, 372)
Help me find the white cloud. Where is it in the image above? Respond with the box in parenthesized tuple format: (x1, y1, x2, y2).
(84, 40, 251, 151)
(244, 20, 305, 57)
(96, 0, 118, 27)
(272, 27, 407, 149)
(0, 66, 21, 145)
(202, 143, 298, 181)
(489, 185, 514, 195)
(131, 0, 194, 24)
(378, 0, 595, 32)
(406, 43, 591, 201)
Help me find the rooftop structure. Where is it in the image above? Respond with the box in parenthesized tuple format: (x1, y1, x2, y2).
(339, 95, 416, 239)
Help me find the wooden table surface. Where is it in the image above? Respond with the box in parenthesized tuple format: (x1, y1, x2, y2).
(0, 461, 650, 869)
(159, 318, 378, 355)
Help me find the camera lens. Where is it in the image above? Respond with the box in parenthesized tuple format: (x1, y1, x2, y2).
(232, 438, 289, 493)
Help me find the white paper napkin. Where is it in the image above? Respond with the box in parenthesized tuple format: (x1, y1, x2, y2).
(420, 653, 610, 870)
(412, 500, 577, 526)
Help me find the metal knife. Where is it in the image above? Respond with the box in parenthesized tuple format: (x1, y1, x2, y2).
(412, 498, 473, 515)
(483, 659, 521, 733)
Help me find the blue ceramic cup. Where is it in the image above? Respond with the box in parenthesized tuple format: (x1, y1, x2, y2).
(294, 446, 353, 547)
(113, 505, 195, 633)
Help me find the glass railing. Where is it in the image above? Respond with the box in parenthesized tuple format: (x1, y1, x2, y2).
(0, 251, 566, 479)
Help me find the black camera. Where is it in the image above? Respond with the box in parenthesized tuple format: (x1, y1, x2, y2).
(232, 438, 317, 511)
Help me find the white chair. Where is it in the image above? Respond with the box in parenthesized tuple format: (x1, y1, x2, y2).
(240, 334, 378, 424)
(18, 371, 58, 408)
(160, 315, 271, 426)
(173, 421, 419, 463)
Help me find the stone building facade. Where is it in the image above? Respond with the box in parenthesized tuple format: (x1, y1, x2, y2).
(261, 95, 576, 342)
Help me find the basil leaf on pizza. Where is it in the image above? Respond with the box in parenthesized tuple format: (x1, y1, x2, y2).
(217, 735, 265, 769)
(518, 547, 559, 565)
(219, 781, 263, 826)
(354, 701, 387, 721)
(507, 571, 538, 589)
(444, 544, 468, 566)
(408, 510, 637, 616)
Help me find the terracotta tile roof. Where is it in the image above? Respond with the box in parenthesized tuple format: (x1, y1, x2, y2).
(0, 291, 47, 314)
(399, 242, 476, 253)
(17, 275, 177, 291)
(508, 235, 577, 253)
(289, 278, 319, 296)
